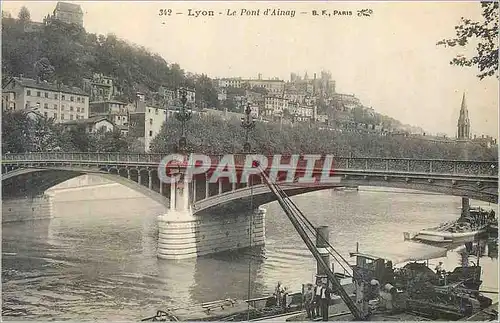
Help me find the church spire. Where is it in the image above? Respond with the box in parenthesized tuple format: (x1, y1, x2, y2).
(457, 92, 470, 140)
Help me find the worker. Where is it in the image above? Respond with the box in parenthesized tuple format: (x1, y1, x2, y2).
(314, 281, 323, 318)
(275, 282, 282, 307)
(303, 284, 314, 319)
(320, 282, 331, 321)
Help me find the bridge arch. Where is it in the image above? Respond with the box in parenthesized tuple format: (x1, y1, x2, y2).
(2, 167, 169, 207)
(193, 176, 497, 215)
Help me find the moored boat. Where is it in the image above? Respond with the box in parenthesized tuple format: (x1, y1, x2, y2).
(404, 208, 495, 245)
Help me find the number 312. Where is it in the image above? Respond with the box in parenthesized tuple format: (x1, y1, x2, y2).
(159, 9, 172, 16)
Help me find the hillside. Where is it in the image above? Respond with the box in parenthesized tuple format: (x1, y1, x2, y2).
(1, 17, 218, 106)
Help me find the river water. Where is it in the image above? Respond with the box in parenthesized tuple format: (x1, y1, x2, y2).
(2, 185, 498, 320)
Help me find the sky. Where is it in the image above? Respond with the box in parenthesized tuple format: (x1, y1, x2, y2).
(2, 1, 498, 138)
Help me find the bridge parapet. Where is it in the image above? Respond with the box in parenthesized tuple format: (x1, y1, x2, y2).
(2, 153, 498, 177)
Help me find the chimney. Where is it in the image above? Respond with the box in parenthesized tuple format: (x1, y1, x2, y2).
(314, 73, 317, 80)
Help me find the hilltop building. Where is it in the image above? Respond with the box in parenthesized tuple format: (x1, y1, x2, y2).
(52, 2, 84, 27)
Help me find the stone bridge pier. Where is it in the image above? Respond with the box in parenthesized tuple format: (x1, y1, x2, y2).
(157, 170, 265, 260)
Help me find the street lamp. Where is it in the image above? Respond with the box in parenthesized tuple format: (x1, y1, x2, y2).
(240, 103, 256, 153)
(175, 88, 192, 152)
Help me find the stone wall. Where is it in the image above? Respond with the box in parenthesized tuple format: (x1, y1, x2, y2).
(158, 207, 266, 259)
(2, 195, 53, 223)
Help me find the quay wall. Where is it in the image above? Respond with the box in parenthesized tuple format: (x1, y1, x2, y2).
(2, 195, 53, 223)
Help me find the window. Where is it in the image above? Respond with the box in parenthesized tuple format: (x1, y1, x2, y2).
(77, 97, 80, 102)
(54, 94, 58, 99)
(149, 130, 153, 136)
(27, 90, 31, 96)
(45, 92, 48, 98)
(62, 95, 65, 100)
(44, 103, 48, 109)
(26, 101, 31, 108)
(70, 114, 74, 120)
(54, 104, 57, 110)
(82, 98, 85, 103)
(37, 91, 41, 97)
(81, 107, 85, 113)
(61, 114, 65, 120)
(149, 118, 153, 125)
(44, 112, 48, 118)
(54, 113, 57, 119)
(77, 107, 80, 113)
(70, 106, 74, 111)
(70, 96, 74, 102)
(164, 110, 166, 114)
(61, 105, 65, 110)
(148, 109, 151, 113)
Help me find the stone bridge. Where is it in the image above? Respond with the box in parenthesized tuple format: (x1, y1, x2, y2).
(2, 153, 498, 259)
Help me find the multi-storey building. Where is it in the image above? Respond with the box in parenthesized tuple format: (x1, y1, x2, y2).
(264, 95, 288, 117)
(82, 73, 121, 102)
(89, 100, 129, 126)
(52, 2, 84, 27)
(2, 76, 89, 123)
(216, 77, 285, 94)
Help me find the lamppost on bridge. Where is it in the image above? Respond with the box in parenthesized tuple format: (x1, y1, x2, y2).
(175, 88, 192, 153)
(240, 103, 256, 153)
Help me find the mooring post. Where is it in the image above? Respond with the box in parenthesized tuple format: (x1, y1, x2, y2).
(461, 197, 470, 219)
(316, 226, 330, 276)
(316, 225, 330, 320)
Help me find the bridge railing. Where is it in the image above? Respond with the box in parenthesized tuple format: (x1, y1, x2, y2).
(2, 153, 498, 177)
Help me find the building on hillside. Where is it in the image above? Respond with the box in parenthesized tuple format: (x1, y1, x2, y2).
(294, 105, 315, 122)
(52, 2, 84, 27)
(89, 100, 128, 115)
(472, 135, 497, 148)
(1, 76, 89, 122)
(62, 116, 115, 133)
(457, 93, 471, 140)
(216, 77, 285, 94)
(264, 95, 288, 117)
(128, 105, 170, 152)
(89, 100, 129, 126)
(82, 74, 121, 102)
(332, 93, 361, 110)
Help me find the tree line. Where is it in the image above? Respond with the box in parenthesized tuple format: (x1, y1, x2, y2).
(2, 110, 129, 153)
(149, 115, 498, 161)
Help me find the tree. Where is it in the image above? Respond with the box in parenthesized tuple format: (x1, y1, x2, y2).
(34, 57, 56, 81)
(2, 11, 12, 19)
(95, 129, 128, 152)
(18, 6, 30, 23)
(437, 2, 499, 79)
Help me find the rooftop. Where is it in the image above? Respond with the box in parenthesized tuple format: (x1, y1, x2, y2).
(63, 115, 111, 125)
(5, 77, 88, 96)
(89, 100, 128, 105)
(55, 2, 83, 14)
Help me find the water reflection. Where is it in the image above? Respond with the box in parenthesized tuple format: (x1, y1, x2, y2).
(2, 187, 498, 320)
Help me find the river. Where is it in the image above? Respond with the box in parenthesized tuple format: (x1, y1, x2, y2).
(2, 185, 498, 320)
